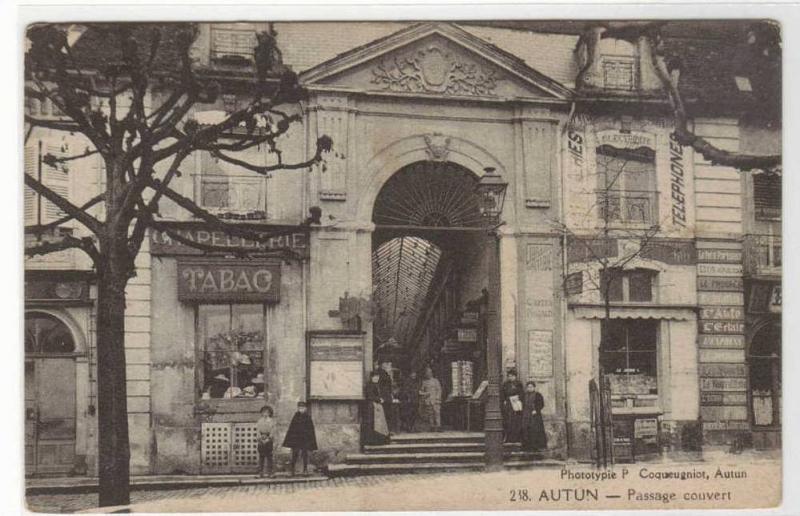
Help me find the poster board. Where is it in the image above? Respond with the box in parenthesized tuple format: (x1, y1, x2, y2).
(307, 331, 365, 400)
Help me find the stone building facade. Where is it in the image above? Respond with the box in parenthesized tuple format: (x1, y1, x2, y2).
(23, 21, 780, 476)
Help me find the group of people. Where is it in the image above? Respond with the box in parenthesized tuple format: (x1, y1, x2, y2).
(255, 401, 318, 478)
(501, 369, 548, 452)
(364, 360, 444, 445)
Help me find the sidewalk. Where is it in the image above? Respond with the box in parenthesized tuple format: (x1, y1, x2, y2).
(26, 472, 328, 495)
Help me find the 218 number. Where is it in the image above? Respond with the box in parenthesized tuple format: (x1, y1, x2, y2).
(509, 489, 531, 502)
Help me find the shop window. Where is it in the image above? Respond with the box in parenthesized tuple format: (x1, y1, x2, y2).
(198, 304, 266, 400)
(25, 313, 75, 354)
(211, 24, 257, 64)
(596, 145, 657, 225)
(753, 173, 781, 221)
(601, 319, 659, 401)
(601, 268, 656, 303)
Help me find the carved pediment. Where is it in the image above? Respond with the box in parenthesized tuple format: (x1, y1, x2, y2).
(301, 23, 571, 100)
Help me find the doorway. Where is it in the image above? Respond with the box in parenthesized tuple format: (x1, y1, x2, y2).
(371, 160, 490, 432)
(749, 321, 781, 448)
(25, 312, 78, 476)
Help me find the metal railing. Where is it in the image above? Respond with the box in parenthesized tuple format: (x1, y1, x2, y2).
(596, 189, 658, 226)
(193, 174, 268, 218)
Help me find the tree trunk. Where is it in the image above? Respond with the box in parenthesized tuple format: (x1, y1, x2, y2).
(95, 262, 131, 507)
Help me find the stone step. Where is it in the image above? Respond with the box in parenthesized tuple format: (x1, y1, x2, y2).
(345, 451, 543, 465)
(387, 432, 485, 445)
(363, 442, 524, 454)
(327, 459, 564, 477)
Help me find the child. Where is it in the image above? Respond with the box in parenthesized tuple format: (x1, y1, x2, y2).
(282, 401, 318, 476)
(256, 405, 276, 477)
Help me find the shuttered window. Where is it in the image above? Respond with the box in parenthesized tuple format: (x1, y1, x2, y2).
(753, 174, 781, 220)
(24, 143, 71, 226)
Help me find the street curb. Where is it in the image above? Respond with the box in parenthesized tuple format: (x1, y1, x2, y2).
(26, 475, 329, 495)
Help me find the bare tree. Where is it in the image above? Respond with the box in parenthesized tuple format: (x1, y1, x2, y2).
(24, 23, 331, 506)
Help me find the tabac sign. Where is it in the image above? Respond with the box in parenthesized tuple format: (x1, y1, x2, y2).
(177, 258, 280, 303)
(150, 224, 309, 258)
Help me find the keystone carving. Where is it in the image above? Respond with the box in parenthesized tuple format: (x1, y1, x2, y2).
(424, 133, 451, 161)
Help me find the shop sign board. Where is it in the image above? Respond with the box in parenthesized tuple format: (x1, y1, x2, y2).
(699, 306, 744, 320)
(25, 278, 91, 301)
(634, 418, 658, 438)
(698, 320, 745, 334)
(700, 377, 747, 391)
(700, 392, 748, 405)
(697, 248, 742, 264)
(177, 259, 280, 303)
(700, 405, 748, 421)
(308, 332, 365, 400)
(528, 330, 553, 377)
(457, 328, 478, 342)
(697, 263, 743, 277)
(151, 225, 309, 258)
(639, 240, 696, 265)
(703, 420, 750, 432)
(698, 348, 745, 364)
(700, 363, 747, 377)
(565, 272, 583, 296)
(699, 334, 745, 349)
(697, 291, 745, 306)
(697, 276, 743, 292)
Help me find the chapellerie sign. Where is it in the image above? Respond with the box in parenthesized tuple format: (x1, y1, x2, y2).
(177, 259, 280, 303)
(150, 225, 309, 258)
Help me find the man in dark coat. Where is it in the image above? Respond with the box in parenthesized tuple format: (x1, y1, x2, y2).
(282, 401, 318, 475)
(378, 360, 395, 432)
(399, 371, 420, 432)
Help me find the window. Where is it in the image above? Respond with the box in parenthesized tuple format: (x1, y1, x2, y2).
(753, 173, 781, 220)
(196, 151, 267, 216)
(597, 145, 657, 225)
(198, 304, 266, 400)
(24, 142, 71, 226)
(25, 313, 75, 354)
(601, 268, 656, 303)
(602, 57, 636, 90)
(211, 25, 257, 63)
(601, 319, 659, 396)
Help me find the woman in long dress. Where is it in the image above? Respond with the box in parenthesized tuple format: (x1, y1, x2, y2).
(521, 381, 548, 452)
(418, 367, 442, 432)
(364, 371, 390, 445)
(502, 369, 524, 443)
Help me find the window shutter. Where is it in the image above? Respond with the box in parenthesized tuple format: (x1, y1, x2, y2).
(24, 145, 38, 225)
(42, 144, 71, 223)
(753, 174, 781, 220)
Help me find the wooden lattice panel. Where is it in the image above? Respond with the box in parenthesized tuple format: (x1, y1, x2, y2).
(232, 423, 259, 468)
(201, 423, 230, 469)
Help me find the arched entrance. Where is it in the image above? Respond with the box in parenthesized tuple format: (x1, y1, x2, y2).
(371, 160, 489, 433)
(25, 311, 79, 475)
(748, 321, 781, 444)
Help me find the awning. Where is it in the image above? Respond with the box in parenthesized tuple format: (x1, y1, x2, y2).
(570, 304, 696, 321)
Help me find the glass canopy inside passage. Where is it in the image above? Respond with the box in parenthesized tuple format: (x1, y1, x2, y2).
(372, 236, 442, 348)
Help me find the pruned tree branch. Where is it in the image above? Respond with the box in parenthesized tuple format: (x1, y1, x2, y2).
(25, 233, 100, 263)
(24, 173, 102, 234)
(25, 192, 105, 233)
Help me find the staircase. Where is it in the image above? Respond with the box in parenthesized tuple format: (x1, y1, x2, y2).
(327, 432, 564, 476)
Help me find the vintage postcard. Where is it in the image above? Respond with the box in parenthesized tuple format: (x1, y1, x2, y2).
(20, 15, 784, 513)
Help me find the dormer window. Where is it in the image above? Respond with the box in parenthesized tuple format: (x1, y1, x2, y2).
(211, 24, 257, 64)
(598, 38, 638, 91)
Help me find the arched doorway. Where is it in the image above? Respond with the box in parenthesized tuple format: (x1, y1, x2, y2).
(371, 160, 489, 433)
(25, 311, 79, 475)
(748, 321, 781, 437)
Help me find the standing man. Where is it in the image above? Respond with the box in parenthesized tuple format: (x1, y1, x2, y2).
(378, 360, 395, 433)
(400, 371, 420, 432)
